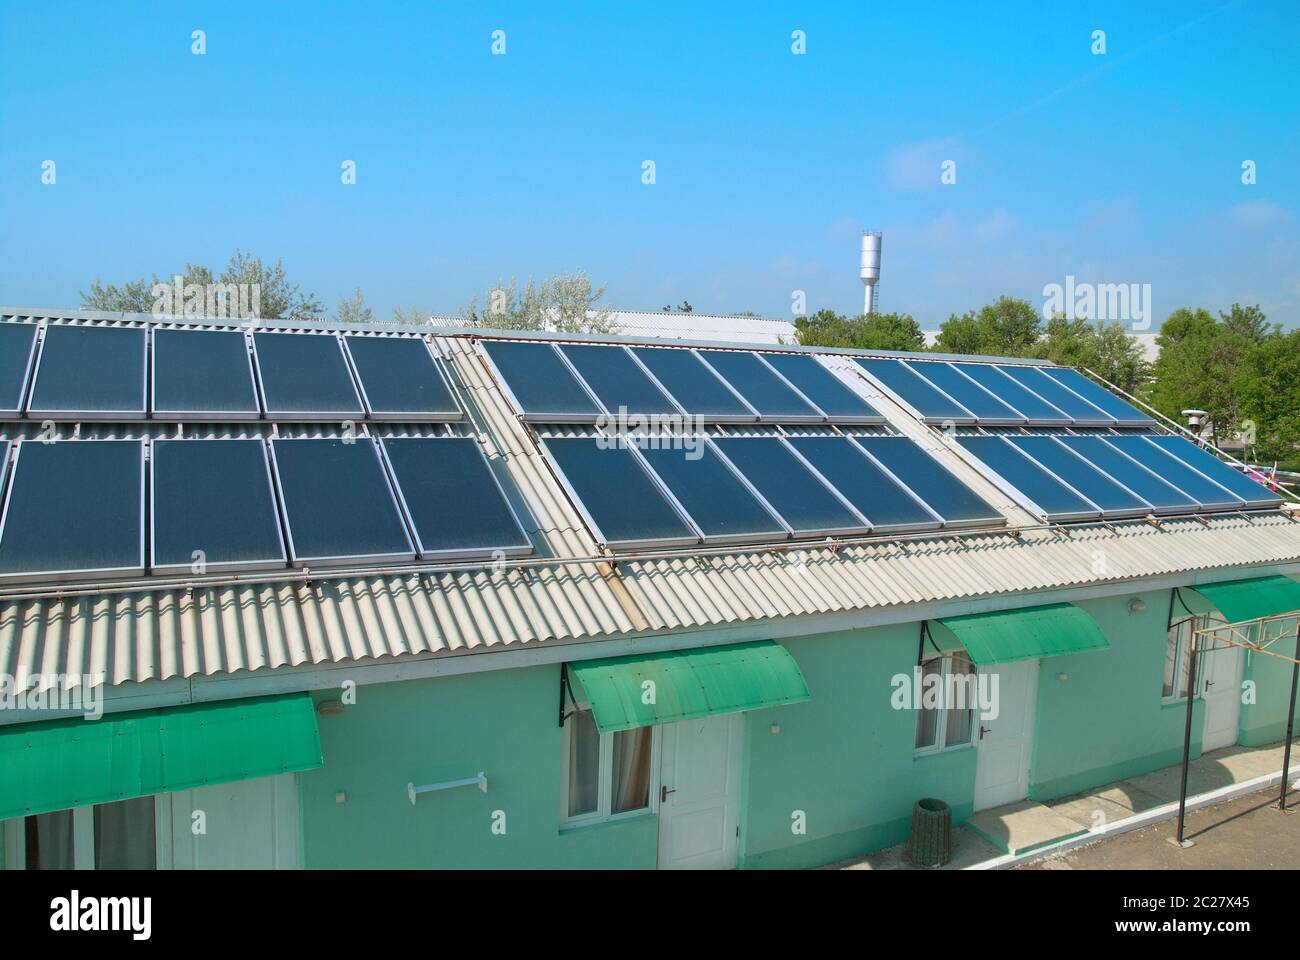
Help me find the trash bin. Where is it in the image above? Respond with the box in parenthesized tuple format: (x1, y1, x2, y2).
(910, 797, 952, 867)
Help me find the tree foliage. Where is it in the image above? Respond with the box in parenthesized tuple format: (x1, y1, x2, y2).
(334, 288, 373, 325)
(933, 297, 1041, 357)
(460, 270, 618, 334)
(1031, 316, 1150, 394)
(794, 309, 926, 351)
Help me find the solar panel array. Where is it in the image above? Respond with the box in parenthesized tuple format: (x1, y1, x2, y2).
(0, 320, 549, 584)
(955, 433, 1283, 522)
(0, 434, 533, 584)
(541, 434, 1004, 550)
(480, 340, 885, 425)
(856, 357, 1154, 427)
(0, 323, 463, 422)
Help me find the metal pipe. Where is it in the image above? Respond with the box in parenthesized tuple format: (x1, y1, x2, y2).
(1280, 624, 1300, 811)
(1176, 628, 1200, 845)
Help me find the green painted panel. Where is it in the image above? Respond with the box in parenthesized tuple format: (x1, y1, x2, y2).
(940, 602, 1109, 665)
(1187, 575, 1300, 625)
(570, 640, 810, 733)
(0, 693, 322, 819)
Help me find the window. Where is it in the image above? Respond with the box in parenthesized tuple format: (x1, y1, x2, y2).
(12, 797, 157, 870)
(562, 703, 655, 824)
(915, 650, 977, 754)
(1164, 616, 1209, 701)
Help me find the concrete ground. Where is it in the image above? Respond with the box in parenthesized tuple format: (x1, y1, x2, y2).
(836, 738, 1299, 870)
(1021, 785, 1300, 870)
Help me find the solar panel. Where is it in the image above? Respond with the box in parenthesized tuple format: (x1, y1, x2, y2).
(638, 441, 788, 544)
(1099, 435, 1242, 511)
(711, 437, 870, 537)
(698, 350, 823, 423)
(27, 325, 147, 419)
(480, 340, 603, 422)
(381, 437, 532, 559)
(270, 438, 415, 566)
(559, 345, 680, 418)
(1037, 367, 1154, 427)
(785, 437, 942, 532)
(956, 436, 1100, 521)
(629, 348, 756, 422)
(151, 329, 260, 419)
(1053, 436, 1198, 514)
(253, 333, 364, 420)
(0, 323, 38, 415)
(950, 363, 1072, 426)
(150, 439, 286, 574)
(0, 440, 144, 581)
(1141, 435, 1282, 509)
(903, 361, 1027, 425)
(759, 354, 885, 423)
(995, 366, 1115, 427)
(343, 336, 462, 421)
(855, 358, 975, 424)
(852, 436, 1004, 528)
(542, 437, 698, 549)
(1006, 436, 1153, 518)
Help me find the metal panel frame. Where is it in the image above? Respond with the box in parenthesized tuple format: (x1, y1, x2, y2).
(25, 323, 149, 421)
(849, 436, 1006, 530)
(852, 357, 979, 426)
(952, 434, 1103, 522)
(758, 353, 887, 426)
(376, 436, 534, 561)
(786, 436, 944, 535)
(556, 343, 687, 421)
(250, 331, 366, 422)
(267, 437, 417, 567)
(627, 346, 760, 424)
(1038, 366, 1154, 429)
(917, 360, 1031, 426)
(148, 328, 262, 421)
(1052, 435, 1197, 517)
(996, 364, 1116, 428)
(710, 436, 874, 539)
(1005, 434, 1155, 520)
(1125, 436, 1254, 511)
(951, 361, 1075, 427)
(633, 435, 793, 546)
(539, 436, 702, 552)
(478, 340, 605, 424)
(695, 350, 825, 425)
(0, 438, 147, 583)
(147, 437, 289, 576)
(0, 322, 40, 417)
(341, 334, 464, 423)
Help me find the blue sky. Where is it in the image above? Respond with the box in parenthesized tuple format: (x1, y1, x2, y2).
(1, 1, 1297, 329)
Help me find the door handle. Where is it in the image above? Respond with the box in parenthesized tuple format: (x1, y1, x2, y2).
(978, 725, 990, 741)
(661, 785, 676, 804)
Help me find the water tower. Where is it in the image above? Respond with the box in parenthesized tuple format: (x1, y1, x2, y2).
(860, 231, 882, 315)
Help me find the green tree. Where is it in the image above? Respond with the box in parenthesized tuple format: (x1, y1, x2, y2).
(794, 309, 926, 351)
(334, 288, 373, 324)
(460, 270, 618, 334)
(392, 306, 430, 325)
(1147, 307, 1253, 445)
(81, 250, 322, 320)
(1032, 316, 1151, 394)
(1235, 327, 1300, 466)
(1220, 302, 1277, 345)
(933, 296, 1041, 357)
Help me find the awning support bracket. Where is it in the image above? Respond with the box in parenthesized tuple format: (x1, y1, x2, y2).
(558, 663, 578, 727)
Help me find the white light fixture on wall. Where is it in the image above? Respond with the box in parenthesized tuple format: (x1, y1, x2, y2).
(1128, 598, 1147, 615)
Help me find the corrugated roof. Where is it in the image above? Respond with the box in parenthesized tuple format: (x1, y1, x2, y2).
(1, 311, 1299, 694)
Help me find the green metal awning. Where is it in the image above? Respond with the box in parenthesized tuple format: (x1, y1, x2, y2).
(0, 692, 323, 820)
(1186, 575, 1300, 625)
(938, 602, 1109, 666)
(568, 640, 810, 733)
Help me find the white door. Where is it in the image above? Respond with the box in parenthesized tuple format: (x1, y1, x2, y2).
(165, 774, 300, 869)
(1201, 645, 1244, 752)
(973, 658, 1039, 811)
(657, 713, 743, 870)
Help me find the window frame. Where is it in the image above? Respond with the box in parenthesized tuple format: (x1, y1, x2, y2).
(2, 796, 167, 870)
(1163, 615, 1212, 703)
(913, 649, 978, 757)
(560, 699, 661, 827)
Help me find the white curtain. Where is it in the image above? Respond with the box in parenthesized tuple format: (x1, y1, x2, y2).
(611, 726, 652, 813)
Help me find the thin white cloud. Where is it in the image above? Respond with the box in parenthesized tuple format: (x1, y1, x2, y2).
(883, 137, 963, 190)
